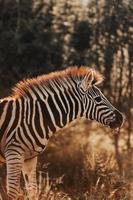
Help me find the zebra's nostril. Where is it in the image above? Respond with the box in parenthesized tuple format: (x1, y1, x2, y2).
(113, 114, 115, 118)
(109, 110, 124, 129)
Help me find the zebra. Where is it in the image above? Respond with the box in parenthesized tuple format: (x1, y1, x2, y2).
(0, 66, 124, 199)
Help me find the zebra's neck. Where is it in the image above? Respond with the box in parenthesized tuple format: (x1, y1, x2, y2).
(28, 79, 85, 138)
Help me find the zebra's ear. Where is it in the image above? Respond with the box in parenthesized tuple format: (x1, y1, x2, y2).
(79, 70, 94, 92)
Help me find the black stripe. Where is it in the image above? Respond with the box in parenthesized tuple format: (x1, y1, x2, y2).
(64, 90, 73, 122)
(6, 99, 20, 139)
(68, 89, 79, 119)
(89, 103, 94, 120)
(25, 99, 29, 125)
(34, 101, 45, 138)
(0, 100, 7, 116)
(39, 99, 56, 135)
(92, 105, 97, 120)
(0, 100, 13, 142)
(57, 92, 68, 125)
(54, 92, 67, 125)
(86, 101, 92, 119)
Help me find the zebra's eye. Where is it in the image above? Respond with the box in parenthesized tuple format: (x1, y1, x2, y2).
(95, 96, 102, 102)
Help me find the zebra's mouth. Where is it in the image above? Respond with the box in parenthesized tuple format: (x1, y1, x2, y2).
(109, 110, 124, 129)
(109, 122, 121, 129)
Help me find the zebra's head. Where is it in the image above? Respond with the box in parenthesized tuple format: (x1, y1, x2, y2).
(78, 69, 124, 129)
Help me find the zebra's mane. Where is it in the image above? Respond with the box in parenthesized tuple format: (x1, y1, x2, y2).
(11, 66, 103, 98)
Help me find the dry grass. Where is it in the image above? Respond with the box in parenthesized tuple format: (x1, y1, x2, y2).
(0, 119, 133, 200)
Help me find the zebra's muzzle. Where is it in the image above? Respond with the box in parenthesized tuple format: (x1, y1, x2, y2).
(109, 110, 124, 129)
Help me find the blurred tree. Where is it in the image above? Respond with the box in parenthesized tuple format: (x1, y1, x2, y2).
(69, 20, 92, 66)
(52, 0, 84, 67)
(0, 0, 64, 96)
(71, 20, 92, 52)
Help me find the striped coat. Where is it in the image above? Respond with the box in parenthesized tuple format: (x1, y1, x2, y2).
(0, 66, 123, 199)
